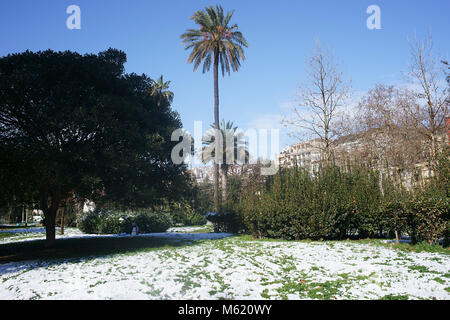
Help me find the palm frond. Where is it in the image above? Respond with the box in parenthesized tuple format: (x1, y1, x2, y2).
(181, 5, 248, 76)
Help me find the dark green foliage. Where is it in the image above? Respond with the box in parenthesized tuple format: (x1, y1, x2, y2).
(403, 150, 450, 245)
(133, 210, 173, 233)
(240, 158, 449, 244)
(77, 209, 173, 235)
(180, 5, 248, 76)
(404, 190, 448, 245)
(169, 208, 207, 226)
(242, 165, 380, 240)
(207, 206, 243, 233)
(189, 179, 215, 216)
(77, 211, 103, 234)
(0, 49, 187, 245)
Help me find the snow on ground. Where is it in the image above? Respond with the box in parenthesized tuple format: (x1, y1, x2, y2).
(0, 230, 449, 300)
(0, 228, 97, 244)
(0, 227, 229, 245)
(0, 227, 46, 234)
(167, 226, 211, 233)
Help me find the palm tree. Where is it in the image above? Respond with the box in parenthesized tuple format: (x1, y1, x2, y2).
(201, 120, 249, 203)
(181, 5, 248, 211)
(151, 75, 174, 106)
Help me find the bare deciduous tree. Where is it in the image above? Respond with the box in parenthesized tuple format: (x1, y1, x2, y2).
(283, 42, 351, 162)
(356, 85, 397, 192)
(352, 86, 427, 188)
(404, 34, 448, 162)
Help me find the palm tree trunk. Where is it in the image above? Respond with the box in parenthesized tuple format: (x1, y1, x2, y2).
(221, 165, 228, 203)
(213, 49, 220, 212)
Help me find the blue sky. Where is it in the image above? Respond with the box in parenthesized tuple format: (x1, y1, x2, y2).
(1, 0, 449, 156)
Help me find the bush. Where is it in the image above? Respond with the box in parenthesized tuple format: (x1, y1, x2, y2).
(133, 210, 173, 233)
(77, 210, 103, 234)
(241, 165, 383, 240)
(169, 207, 207, 226)
(77, 209, 173, 234)
(185, 210, 207, 226)
(405, 188, 449, 245)
(443, 226, 450, 248)
(207, 203, 243, 234)
(97, 211, 130, 234)
(240, 159, 450, 245)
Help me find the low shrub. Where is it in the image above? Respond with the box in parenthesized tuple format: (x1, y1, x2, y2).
(77, 210, 103, 234)
(77, 209, 173, 234)
(133, 210, 173, 233)
(169, 208, 206, 226)
(404, 188, 449, 245)
(207, 203, 244, 234)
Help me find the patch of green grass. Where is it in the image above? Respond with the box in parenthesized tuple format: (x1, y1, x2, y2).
(0, 233, 16, 239)
(29, 290, 42, 300)
(306, 281, 343, 299)
(408, 265, 439, 274)
(432, 277, 446, 284)
(278, 254, 296, 273)
(261, 288, 270, 299)
(89, 280, 107, 288)
(380, 294, 410, 300)
(276, 279, 346, 300)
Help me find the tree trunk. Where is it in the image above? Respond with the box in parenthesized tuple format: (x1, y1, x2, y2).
(213, 49, 220, 212)
(395, 230, 400, 244)
(45, 207, 57, 248)
(221, 165, 228, 203)
(41, 194, 61, 248)
(60, 207, 65, 235)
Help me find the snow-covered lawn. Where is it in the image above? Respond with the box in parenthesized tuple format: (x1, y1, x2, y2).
(168, 225, 213, 233)
(0, 229, 449, 300)
(0, 227, 100, 244)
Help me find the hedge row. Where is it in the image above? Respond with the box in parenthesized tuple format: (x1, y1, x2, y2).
(239, 163, 449, 244)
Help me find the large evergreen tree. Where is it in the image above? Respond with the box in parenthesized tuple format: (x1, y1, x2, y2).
(0, 49, 187, 246)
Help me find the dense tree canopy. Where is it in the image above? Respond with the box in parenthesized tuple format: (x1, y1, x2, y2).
(0, 48, 188, 245)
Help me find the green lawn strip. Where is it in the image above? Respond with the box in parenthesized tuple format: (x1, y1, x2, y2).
(349, 239, 450, 255)
(0, 233, 17, 240)
(234, 235, 450, 255)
